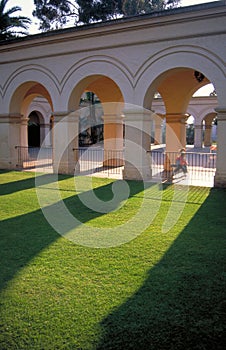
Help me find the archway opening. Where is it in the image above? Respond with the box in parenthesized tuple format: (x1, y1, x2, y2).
(10, 82, 53, 115)
(144, 67, 218, 184)
(79, 92, 104, 147)
(146, 68, 218, 152)
(28, 112, 40, 147)
(68, 74, 124, 151)
(65, 75, 125, 172)
(10, 81, 53, 149)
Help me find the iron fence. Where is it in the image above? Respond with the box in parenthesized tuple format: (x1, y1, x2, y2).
(15, 146, 53, 171)
(15, 145, 216, 186)
(74, 147, 124, 178)
(149, 150, 216, 186)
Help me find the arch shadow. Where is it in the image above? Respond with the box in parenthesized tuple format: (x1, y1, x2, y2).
(0, 176, 146, 292)
(96, 188, 226, 350)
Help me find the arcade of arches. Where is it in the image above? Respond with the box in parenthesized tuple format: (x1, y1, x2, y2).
(0, 1, 226, 186)
(27, 94, 218, 148)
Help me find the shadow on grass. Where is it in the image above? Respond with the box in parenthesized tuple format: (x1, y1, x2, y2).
(0, 170, 72, 196)
(0, 177, 145, 291)
(1, 172, 225, 349)
(96, 188, 226, 350)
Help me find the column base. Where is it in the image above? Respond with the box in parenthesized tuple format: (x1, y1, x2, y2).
(103, 149, 124, 167)
(0, 160, 17, 170)
(103, 159, 124, 167)
(53, 161, 79, 175)
(123, 164, 152, 181)
(161, 170, 174, 184)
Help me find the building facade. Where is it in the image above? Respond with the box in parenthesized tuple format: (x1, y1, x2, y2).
(0, 1, 225, 185)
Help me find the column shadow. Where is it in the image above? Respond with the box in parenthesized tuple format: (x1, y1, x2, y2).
(0, 170, 72, 195)
(0, 178, 147, 291)
(96, 188, 226, 350)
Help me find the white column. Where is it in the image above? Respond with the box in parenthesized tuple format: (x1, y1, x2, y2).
(103, 113, 124, 167)
(41, 123, 52, 147)
(194, 124, 203, 148)
(153, 114, 163, 145)
(52, 111, 79, 174)
(0, 113, 24, 169)
(214, 107, 226, 188)
(163, 114, 187, 173)
(165, 114, 188, 153)
(204, 122, 212, 147)
(21, 116, 29, 147)
(123, 107, 153, 181)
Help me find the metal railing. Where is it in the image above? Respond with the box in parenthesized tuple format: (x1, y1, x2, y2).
(15, 145, 216, 186)
(15, 146, 53, 171)
(74, 147, 124, 178)
(149, 150, 216, 186)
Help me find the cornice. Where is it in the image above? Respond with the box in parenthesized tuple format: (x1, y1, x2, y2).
(0, 1, 225, 56)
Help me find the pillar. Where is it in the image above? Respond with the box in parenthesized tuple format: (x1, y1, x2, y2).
(163, 114, 188, 180)
(21, 116, 29, 147)
(52, 111, 79, 174)
(165, 114, 188, 153)
(214, 107, 226, 188)
(123, 107, 153, 181)
(103, 113, 124, 167)
(40, 123, 52, 147)
(0, 113, 27, 169)
(194, 124, 203, 148)
(204, 122, 212, 147)
(153, 114, 163, 145)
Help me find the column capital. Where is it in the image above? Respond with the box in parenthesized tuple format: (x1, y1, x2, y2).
(194, 124, 203, 129)
(0, 113, 23, 124)
(21, 116, 29, 125)
(103, 113, 124, 124)
(52, 110, 70, 117)
(123, 106, 153, 121)
(165, 113, 189, 123)
(215, 107, 226, 120)
(52, 110, 80, 123)
(153, 113, 164, 122)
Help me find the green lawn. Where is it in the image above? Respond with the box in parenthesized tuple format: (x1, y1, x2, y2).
(0, 170, 225, 350)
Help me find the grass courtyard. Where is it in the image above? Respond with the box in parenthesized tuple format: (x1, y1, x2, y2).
(0, 170, 225, 350)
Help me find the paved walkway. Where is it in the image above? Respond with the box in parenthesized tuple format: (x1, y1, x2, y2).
(25, 144, 216, 187)
(151, 144, 215, 187)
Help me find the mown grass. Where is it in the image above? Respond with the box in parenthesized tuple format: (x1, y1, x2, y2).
(0, 170, 225, 350)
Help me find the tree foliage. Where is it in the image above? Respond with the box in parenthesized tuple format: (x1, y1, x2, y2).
(0, 0, 31, 41)
(33, 0, 77, 31)
(123, 0, 181, 16)
(77, 0, 122, 23)
(32, 0, 181, 30)
(77, 0, 181, 23)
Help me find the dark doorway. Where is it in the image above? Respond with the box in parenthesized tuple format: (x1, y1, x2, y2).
(28, 112, 40, 147)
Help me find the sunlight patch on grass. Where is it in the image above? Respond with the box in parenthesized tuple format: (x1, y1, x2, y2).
(0, 171, 225, 349)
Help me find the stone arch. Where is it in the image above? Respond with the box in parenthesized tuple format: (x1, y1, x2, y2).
(5, 81, 55, 154)
(8, 82, 53, 117)
(28, 97, 52, 123)
(135, 46, 224, 156)
(135, 45, 225, 108)
(202, 112, 217, 147)
(200, 108, 218, 124)
(52, 73, 126, 173)
(61, 57, 132, 111)
(28, 97, 53, 147)
(67, 74, 124, 111)
(3, 65, 59, 113)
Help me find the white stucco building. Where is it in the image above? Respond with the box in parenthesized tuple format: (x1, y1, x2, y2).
(0, 1, 225, 186)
